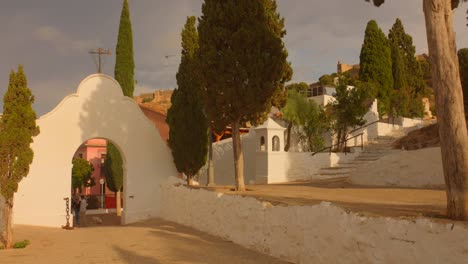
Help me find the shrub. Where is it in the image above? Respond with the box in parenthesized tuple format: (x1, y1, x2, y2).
(13, 240, 30, 249)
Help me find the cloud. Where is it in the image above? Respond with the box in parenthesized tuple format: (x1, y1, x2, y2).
(34, 25, 103, 54)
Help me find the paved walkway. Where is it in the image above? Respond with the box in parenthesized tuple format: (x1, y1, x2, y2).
(0, 218, 288, 264)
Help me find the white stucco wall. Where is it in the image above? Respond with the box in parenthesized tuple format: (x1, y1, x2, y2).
(13, 74, 178, 227)
(159, 177, 468, 264)
(351, 147, 445, 188)
(285, 151, 361, 182)
(197, 132, 257, 185)
(309, 94, 335, 106)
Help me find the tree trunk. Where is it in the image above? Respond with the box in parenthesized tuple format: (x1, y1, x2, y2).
(232, 119, 246, 191)
(187, 175, 193, 186)
(207, 130, 215, 186)
(284, 122, 293, 152)
(0, 197, 13, 249)
(116, 191, 122, 217)
(423, 0, 468, 220)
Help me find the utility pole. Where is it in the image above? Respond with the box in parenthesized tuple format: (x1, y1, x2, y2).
(89, 48, 111, 73)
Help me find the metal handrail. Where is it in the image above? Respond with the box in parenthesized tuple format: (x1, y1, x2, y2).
(311, 119, 385, 156)
(344, 133, 364, 155)
(347, 119, 380, 135)
(311, 132, 364, 156)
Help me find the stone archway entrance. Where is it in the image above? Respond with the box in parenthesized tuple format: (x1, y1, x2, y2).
(13, 74, 177, 227)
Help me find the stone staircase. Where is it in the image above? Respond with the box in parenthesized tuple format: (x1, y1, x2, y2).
(310, 135, 403, 181)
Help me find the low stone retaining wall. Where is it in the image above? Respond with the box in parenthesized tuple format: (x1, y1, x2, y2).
(159, 177, 467, 264)
(351, 147, 445, 188)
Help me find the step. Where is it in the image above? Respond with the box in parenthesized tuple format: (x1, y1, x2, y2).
(310, 174, 350, 180)
(316, 171, 350, 176)
(353, 157, 381, 161)
(318, 168, 354, 174)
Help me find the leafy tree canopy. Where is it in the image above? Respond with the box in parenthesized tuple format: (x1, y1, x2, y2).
(319, 73, 338, 87)
(71, 158, 95, 192)
(198, 0, 291, 132)
(282, 90, 327, 151)
(329, 80, 374, 151)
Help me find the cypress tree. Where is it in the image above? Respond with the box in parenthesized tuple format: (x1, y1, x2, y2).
(167, 16, 208, 185)
(0, 66, 39, 248)
(103, 142, 123, 215)
(359, 20, 393, 116)
(388, 18, 425, 118)
(112, 0, 134, 215)
(198, 0, 291, 191)
(114, 0, 135, 97)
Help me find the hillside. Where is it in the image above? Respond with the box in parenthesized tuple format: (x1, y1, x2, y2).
(393, 122, 468, 150)
(135, 90, 173, 116)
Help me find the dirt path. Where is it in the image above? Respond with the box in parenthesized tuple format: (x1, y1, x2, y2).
(206, 178, 448, 219)
(0, 218, 288, 264)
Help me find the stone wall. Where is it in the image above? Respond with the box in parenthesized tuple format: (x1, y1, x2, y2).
(351, 147, 445, 188)
(159, 177, 468, 264)
(197, 133, 257, 185)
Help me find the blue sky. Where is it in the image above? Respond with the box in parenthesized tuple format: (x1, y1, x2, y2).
(0, 0, 466, 115)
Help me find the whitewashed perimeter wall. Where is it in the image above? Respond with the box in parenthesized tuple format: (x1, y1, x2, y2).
(198, 133, 257, 185)
(197, 132, 362, 185)
(285, 151, 361, 182)
(159, 177, 468, 264)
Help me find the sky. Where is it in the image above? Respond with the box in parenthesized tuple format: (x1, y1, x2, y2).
(0, 0, 466, 116)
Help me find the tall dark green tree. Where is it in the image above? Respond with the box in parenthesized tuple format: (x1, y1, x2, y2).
(0, 66, 39, 248)
(114, 0, 135, 97)
(167, 16, 208, 186)
(103, 142, 123, 216)
(112, 0, 133, 214)
(458, 48, 468, 119)
(388, 18, 425, 118)
(198, 0, 291, 191)
(366, 0, 468, 220)
(359, 20, 393, 116)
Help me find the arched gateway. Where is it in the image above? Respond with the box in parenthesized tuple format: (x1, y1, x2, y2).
(13, 74, 178, 227)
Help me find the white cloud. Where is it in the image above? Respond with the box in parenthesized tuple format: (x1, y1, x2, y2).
(34, 25, 103, 54)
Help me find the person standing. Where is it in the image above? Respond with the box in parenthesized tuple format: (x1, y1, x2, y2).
(72, 195, 81, 226)
(79, 195, 88, 227)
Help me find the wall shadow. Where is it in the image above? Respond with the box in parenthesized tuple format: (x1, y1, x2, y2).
(113, 246, 161, 264)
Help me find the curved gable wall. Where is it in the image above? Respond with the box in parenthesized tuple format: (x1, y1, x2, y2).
(14, 74, 178, 227)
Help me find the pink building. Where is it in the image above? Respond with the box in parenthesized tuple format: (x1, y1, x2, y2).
(73, 138, 108, 196)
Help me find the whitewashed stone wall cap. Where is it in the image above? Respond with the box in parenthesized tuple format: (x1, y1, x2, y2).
(253, 117, 286, 130)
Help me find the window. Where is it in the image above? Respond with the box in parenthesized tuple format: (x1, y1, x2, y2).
(260, 136, 265, 151)
(272, 136, 280, 152)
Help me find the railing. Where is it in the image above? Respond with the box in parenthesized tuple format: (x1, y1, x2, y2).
(347, 120, 380, 135)
(311, 119, 385, 156)
(311, 132, 364, 156)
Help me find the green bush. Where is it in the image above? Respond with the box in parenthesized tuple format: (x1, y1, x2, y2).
(13, 240, 30, 249)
